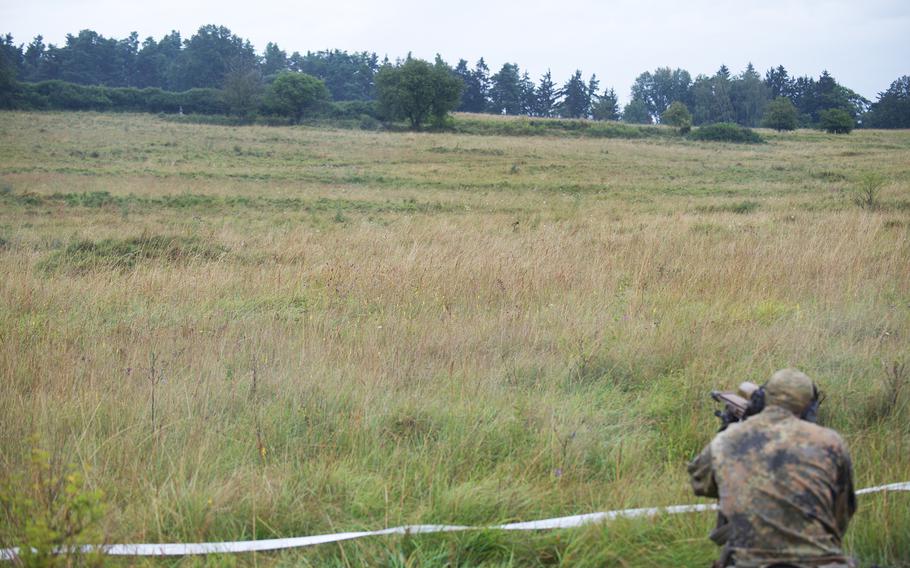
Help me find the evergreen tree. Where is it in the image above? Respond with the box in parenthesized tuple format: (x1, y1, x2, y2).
(560, 70, 588, 118)
(54, 29, 137, 86)
(22, 36, 47, 81)
(864, 76, 910, 128)
(592, 87, 620, 121)
(292, 49, 379, 101)
(260, 42, 288, 78)
(764, 65, 791, 100)
(690, 67, 736, 126)
(171, 25, 257, 90)
(710, 66, 735, 123)
(473, 58, 491, 111)
(730, 63, 768, 127)
(454, 58, 489, 112)
(518, 71, 536, 116)
(585, 74, 600, 118)
(453, 59, 474, 111)
(489, 62, 521, 114)
(789, 76, 816, 123)
(535, 70, 558, 117)
(0, 35, 19, 108)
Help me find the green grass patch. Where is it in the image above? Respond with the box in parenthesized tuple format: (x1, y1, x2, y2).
(0, 190, 466, 215)
(695, 201, 760, 214)
(450, 115, 677, 140)
(39, 234, 227, 273)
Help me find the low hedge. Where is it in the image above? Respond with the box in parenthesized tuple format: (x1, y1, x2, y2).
(688, 122, 764, 143)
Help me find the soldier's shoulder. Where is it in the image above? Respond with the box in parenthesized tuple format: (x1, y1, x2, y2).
(791, 419, 848, 449)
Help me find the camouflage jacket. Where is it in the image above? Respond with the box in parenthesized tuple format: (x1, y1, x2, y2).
(688, 405, 857, 568)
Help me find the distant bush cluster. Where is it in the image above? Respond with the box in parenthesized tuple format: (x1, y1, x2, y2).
(16, 80, 228, 114)
(7, 76, 382, 124)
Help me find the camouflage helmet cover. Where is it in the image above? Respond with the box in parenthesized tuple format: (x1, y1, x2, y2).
(765, 368, 815, 415)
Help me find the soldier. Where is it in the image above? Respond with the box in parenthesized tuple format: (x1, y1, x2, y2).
(688, 369, 857, 568)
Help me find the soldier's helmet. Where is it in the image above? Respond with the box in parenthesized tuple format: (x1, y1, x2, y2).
(765, 369, 816, 416)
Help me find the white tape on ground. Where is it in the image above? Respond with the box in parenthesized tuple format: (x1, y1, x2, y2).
(1, 482, 907, 559)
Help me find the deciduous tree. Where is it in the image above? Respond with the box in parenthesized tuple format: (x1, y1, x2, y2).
(622, 99, 651, 124)
(819, 108, 853, 133)
(264, 71, 329, 122)
(375, 56, 462, 129)
(762, 97, 798, 131)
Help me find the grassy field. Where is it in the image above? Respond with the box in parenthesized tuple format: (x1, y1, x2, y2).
(0, 111, 908, 566)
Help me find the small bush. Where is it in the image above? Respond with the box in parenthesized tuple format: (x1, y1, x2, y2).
(819, 108, 854, 134)
(661, 101, 692, 134)
(358, 114, 380, 130)
(762, 97, 798, 131)
(853, 174, 886, 210)
(0, 447, 106, 566)
(688, 123, 764, 144)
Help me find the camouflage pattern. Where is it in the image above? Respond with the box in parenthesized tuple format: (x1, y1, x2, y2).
(689, 400, 856, 567)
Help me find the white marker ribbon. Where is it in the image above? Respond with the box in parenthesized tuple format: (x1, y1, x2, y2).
(1, 481, 907, 559)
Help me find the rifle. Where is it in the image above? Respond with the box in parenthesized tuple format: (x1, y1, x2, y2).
(711, 381, 764, 431)
(711, 380, 823, 431)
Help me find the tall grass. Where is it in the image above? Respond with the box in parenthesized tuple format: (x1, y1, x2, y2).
(0, 111, 908, 566)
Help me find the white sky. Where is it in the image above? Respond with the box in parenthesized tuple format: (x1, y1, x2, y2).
(2, 0, 908, 102)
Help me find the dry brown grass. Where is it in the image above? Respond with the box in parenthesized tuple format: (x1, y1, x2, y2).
(0, 111, 908, 566)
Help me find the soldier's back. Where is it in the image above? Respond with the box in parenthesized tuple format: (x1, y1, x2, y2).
(709, 405, 855, 567)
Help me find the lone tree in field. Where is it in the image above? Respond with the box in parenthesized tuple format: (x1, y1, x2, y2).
(264, 72, 329, 123)
(661, 101, 692, 132)
(375, 57, 462, 129)
(819, 107, 853, 134)
(762, 97, 798, 131)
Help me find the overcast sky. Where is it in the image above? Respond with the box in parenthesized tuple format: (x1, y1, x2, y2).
(2, 0, 907, 101)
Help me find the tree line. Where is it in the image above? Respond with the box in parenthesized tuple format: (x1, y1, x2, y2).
(1, 25, 907, 129)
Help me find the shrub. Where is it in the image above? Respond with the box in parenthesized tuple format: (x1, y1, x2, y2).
(330, 100, 380, 120)
(661, 101, 692, 133)
(853, 174, 885, 210)
(0, 447, 106, 566)
(762, 97, 798, 131)
(178, 88, 228, 115)
(263, 72, 330, 123)
(688, 122, 764, 143)
(27, 80, 112, 111)
(358, 114, 381, 130)
(819, 108, 854, 134)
